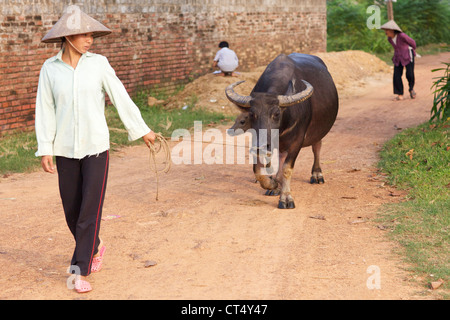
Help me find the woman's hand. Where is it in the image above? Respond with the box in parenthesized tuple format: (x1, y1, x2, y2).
(143, 130, 156, 148)
(41, 155, 56, 174)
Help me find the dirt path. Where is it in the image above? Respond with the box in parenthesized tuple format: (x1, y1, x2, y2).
(0, 52, 448, 300)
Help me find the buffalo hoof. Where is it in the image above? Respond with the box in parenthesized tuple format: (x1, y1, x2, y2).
(310, 172, 325, 184)
(265, 189, 280, 196)
(278, 200, 295, 209)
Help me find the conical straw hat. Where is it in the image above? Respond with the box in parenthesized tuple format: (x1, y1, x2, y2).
(41, 5, 111, 43)
(380, 20, 402, 32)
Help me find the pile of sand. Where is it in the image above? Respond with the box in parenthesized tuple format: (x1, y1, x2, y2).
(161, 66, 267, 115)
(160, 50, 391, 115)
(315, 50, 391, 99)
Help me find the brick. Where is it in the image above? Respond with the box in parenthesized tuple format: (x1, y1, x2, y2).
(0, 0, 326, 134)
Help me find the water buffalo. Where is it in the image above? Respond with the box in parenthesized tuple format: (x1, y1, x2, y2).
(225, 53, 338, 209)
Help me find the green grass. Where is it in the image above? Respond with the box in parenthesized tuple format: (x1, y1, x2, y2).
(0, 90, 231, 174)
(0, 131, 40, 174)
(377, 120, 450, 298)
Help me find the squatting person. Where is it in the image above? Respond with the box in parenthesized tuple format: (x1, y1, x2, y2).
(213, 41, 239, 77)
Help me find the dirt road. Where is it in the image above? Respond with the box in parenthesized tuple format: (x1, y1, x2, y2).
(0, 52, 448, 300)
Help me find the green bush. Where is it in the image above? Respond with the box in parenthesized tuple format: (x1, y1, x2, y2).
(392, 0, 450, 47)
(327, 0, 391, 53)
(327, 0, 450, 53)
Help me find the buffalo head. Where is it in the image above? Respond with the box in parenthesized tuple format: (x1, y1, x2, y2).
(225, 79, 314, 154)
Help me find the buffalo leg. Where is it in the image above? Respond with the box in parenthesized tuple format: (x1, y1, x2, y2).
(277, 137, 305, 209)
(277, 159, 296, 209)
(277, 148, 301, 209)
(264, 186, 280, 196)
(264, 151, 287, 196)
(254, 162, 278, 191)
(310, 140, 324, 184)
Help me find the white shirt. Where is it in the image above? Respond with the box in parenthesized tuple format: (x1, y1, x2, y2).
(214, 47, 239, 72)
(35, 50, 151, 159)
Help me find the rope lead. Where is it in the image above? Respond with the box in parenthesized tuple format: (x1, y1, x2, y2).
(148, 133, 171, 201)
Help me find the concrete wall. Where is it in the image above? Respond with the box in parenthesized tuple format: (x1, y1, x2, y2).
(0, 0, 326, 133)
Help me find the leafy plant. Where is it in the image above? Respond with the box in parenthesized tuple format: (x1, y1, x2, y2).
(326, 0, 450, 54)
(327, 0, 391, 53)
(392, 0, 450, 47)
(430, 62, 450, 122)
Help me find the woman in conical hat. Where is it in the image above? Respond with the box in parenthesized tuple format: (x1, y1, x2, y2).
(35, 5, 156, 293)
(380, 20, 417, 101)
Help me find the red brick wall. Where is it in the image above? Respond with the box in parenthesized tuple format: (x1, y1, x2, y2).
(0, 0, 326, 134)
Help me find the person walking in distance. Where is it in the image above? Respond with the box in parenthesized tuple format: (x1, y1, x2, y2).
(381, 20, 417, 101)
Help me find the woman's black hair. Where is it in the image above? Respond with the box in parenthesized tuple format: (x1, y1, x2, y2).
(394, 30, 401, 35)
(219, 41, 229, 48)
(60, 37, 66, 49)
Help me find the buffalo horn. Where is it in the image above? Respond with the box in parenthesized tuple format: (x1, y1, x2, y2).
(225, 80, 252, 108)
(278, 80, 314, 107)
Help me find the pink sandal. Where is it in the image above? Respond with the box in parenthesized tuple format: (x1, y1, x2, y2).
(91, 245, 106, 273)
(74, 279, 92, 293)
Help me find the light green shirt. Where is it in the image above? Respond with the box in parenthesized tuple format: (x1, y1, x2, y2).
(35, 50, 151, 159)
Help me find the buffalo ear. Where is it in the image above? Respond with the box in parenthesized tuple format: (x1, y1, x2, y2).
(228, 110, 251, 136)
